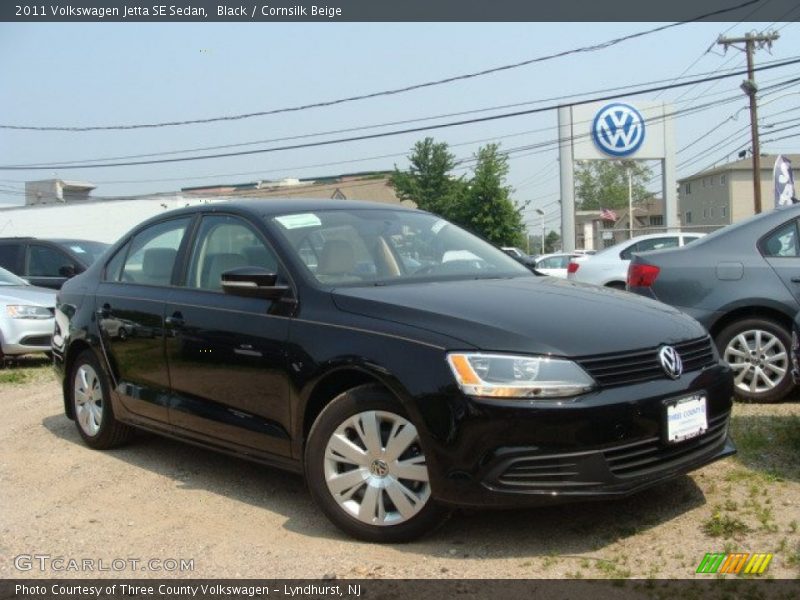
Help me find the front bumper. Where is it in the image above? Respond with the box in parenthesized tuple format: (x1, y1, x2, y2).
(426, 363, 735, 508)
(0, 316, 54, 356)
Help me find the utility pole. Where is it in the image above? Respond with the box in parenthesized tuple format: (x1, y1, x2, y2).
(717, 30, 779, 214)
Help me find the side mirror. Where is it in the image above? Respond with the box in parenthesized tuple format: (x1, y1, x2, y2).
(221, 267, 289, 300)
(58, 264, 77, 278)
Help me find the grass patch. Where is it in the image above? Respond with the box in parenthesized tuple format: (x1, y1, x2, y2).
(0, 356, 53, 385)
(702, 510, 750, 539)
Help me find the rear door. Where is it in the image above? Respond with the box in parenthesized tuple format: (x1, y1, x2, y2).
(760, 218, 800, 305)
(95, 217, 192, 425)
(164, 213, 293, 457)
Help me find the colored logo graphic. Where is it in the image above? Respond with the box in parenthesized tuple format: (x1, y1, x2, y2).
(592, 103, 645, 157)
(696, 553, 773, 575)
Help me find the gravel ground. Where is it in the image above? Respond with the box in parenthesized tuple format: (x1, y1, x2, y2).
(1, 358, 799, 580)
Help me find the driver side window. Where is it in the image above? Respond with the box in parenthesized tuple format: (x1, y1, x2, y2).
(186, 215, 279, 291)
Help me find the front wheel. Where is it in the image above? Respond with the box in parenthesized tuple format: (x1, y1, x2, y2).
(716, 318, 793, 403)
(70, 349, 134, 448)
(304, 385, 447, 542)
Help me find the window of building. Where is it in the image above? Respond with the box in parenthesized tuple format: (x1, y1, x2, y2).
(720, 174, 727, 185)
(703, 208, 708, 218)
(685, 183, 691, 195)
(649, 215, 664, 226)
(685, 211, 692, 224)
(722, 206, 727, 217)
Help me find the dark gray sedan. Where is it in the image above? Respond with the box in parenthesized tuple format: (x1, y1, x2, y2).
(628, 204, 800, 403)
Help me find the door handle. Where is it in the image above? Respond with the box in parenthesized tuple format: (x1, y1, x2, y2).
(791, 277, 800, 283)
(165, 312, 185, 327)
(96, 303, 111, 319)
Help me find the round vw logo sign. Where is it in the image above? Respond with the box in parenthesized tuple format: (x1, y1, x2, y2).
(592, 103, 646, 157)
(659, 346, 683, 380)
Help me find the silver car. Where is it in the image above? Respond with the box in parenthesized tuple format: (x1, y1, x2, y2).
(0, 266, 56, 359)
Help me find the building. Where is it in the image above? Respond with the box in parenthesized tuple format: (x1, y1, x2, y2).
(24, 179, 96, 206)
(678, 153, 799, 230)
(575, 198, 667, 250)
(182, 172, 408, 206)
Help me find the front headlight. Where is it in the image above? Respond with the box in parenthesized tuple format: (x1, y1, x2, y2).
(6, 305, 52, 319)
(446, 352, 595, 399)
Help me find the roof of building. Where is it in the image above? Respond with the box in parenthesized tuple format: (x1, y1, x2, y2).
(679, 153, 800, 182)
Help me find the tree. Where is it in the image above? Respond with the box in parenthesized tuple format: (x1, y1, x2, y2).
(389, 137, 466, 216)
(457, 144, 527, 247)
(391, 139, 528, 247)
(575, 160, 653, 210)
(544, 231, 561, 253)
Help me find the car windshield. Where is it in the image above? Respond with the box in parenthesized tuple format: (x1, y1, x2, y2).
(0, 265, 28, 286)
(60, 241, 109, 264)
(270, 209, 530, 286)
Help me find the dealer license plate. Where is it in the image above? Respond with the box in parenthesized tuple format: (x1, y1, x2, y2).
(666, 394, 707, 443)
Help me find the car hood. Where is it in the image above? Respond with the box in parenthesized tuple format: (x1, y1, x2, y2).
(0, 285, 57, 307)
(331, 276, 705, 357)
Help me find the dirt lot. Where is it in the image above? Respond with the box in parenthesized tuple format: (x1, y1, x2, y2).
(1, 358, 799, 580)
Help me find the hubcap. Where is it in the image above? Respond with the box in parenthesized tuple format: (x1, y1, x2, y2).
(724, 329, 788, 395)
(74, 364, 103, 436)
(323, 410, 431, 527)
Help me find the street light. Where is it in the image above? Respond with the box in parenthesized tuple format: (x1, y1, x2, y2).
(535, 208, 545, 254)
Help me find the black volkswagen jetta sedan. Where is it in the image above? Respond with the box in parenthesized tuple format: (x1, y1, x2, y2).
(53, 199, 735, 542)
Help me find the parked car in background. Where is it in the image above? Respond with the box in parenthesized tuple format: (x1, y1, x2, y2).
(628, 204, 800, 403)
(532, 252, 580, 278)
(501, 246, 537, 267)
(0, 266, 56, 360)
(0, 237, 109, 289)
(567, 232, 704, 289)
(54, 199, 735, 542)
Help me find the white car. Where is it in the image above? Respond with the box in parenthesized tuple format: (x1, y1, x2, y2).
(533, 252, 581, 278)
(0, 266, 56, 359)
(567, 233, 704, 289)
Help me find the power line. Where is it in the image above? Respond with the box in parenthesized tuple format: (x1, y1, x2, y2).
(0, 1, 764, 133)
(4, 57, 799, 172)
(11, 54, 796, 170)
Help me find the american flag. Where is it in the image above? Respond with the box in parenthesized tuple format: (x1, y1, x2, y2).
(600, 208, 618, 221)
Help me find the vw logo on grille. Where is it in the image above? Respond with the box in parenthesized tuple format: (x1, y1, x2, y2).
(592, 103, 646, 157)
(659, 346, 683, 380)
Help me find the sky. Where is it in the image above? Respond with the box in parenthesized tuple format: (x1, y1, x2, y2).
(1, 18, 799, 233)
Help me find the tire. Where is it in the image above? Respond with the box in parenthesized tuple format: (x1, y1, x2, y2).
(118, 327, 128, 341)
(715, 317, 794, 403)
(304, 384, 447, 542)
(70, 349, 135, 448)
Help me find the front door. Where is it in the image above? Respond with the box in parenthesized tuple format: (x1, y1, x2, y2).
(164, 214, 293, 456)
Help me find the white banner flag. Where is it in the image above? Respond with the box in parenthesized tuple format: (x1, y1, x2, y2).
(774, 155, 797, 208)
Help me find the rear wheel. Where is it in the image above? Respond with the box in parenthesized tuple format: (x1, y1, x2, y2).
(716, 318, 793, 403)
(70, 349, 134, 448)
(305, 384, 446, 542)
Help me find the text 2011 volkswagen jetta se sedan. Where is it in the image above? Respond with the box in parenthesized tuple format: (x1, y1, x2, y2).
(53, 199, 735, 542)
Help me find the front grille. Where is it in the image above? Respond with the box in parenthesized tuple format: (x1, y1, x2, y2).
(604, 411, 729, 477)
(576, 336, 717, 388)
(19, 335, 52, 347)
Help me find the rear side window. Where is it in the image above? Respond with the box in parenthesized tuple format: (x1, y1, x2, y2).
(0, 244, 20, 272)
(761, 220, 799, 258)
(121, 219, 190, 286)
(104, 242, 130, 282)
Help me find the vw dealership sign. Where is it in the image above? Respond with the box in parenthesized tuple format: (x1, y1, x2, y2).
(557, 100, 677, 251)
(592, 102, 646, 157)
